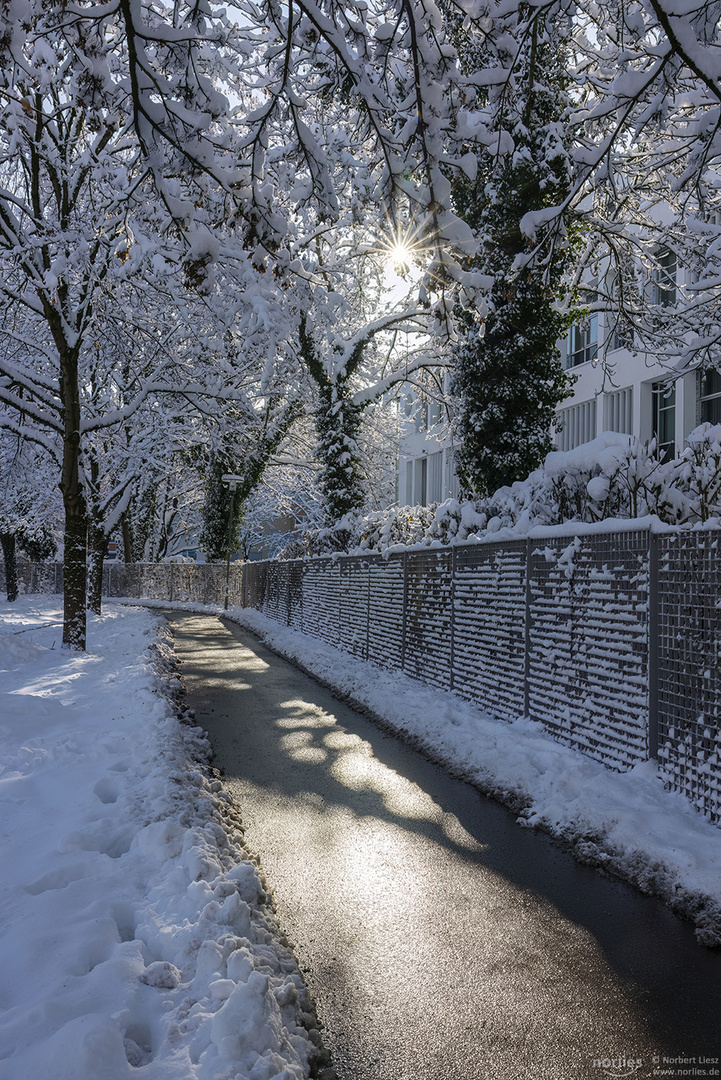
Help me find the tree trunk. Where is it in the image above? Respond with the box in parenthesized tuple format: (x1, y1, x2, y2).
(1, 532, 18, 602)
(62, 493, 87, 648)
(87, 520, 107, 616)
(59, 346, 87, 650)
(121, 511, 133, 563)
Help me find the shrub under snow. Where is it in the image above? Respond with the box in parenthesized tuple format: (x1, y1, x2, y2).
(280, 424, 721, 557)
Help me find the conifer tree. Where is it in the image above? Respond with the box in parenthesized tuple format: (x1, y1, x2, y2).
(299, 317, 366, 524)
(450, 7, 575, 497)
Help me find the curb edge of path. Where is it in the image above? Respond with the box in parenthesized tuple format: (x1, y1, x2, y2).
(156, 609, 338, 1080)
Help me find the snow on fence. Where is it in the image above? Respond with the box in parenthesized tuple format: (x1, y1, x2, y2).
(239, 537, 653, 775)
(4, 528, 720, 824)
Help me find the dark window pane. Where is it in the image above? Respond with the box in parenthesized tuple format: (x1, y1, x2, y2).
(701, 368, 721, 399)
(658, 407, 674, 447)
(652, 382, 676, 457)
(653, 249, 677, 307)
(702, 395, 721, 425)
(567, 316, 598, 367)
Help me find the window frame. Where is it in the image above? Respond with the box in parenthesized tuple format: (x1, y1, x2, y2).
(652, 248, 677, 308)
(652, 380, 676, 459)
(699, 368, 721, 425)
(566, 314, 599, 368)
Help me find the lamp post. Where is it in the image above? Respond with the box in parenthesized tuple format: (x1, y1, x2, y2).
(221, 474, 242, 611)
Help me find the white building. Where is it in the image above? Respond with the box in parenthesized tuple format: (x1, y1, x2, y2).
(555, 249, 717, 456)
(397, 248, 720, 505)
(397, 387, 460, 507)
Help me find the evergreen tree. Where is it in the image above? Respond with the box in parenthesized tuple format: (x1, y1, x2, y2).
(299, 317, 366, 524)
(450, 7, 576, 497)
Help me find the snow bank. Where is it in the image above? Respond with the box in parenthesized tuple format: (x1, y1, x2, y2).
(125, 598, 721, 947)
(0, 598, 322, 1080)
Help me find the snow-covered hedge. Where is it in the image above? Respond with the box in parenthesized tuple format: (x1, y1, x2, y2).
(280, 424, 721, 557)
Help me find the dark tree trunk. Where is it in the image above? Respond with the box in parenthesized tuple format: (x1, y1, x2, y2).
(121, 511, 133, 563)
(87, 520, 107, 616)
(62, 492, 87, 648)
(59, 345, 87, 650)
(1, 532, 18, 602)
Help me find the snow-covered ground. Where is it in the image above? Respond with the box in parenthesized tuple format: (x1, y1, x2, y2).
(128, 597, 721, 948)
(0, 598, 323, 1080)
(2, 593, 719, 1080)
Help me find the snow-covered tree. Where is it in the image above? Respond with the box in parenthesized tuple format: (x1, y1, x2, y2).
(447, 4, 576, 496)
(552, 0, 721, 373)
(0, 428, 60, 601)
(298, 296, 440, 523)
(199, 395, 304, 562)
(0, 19, 162, 645)
(0, 6, 302, 644)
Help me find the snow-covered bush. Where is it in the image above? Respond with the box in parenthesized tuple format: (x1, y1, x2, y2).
(677, 424, 721, 523)
(277, 424, 721, 558)
(278, 505, 438, 557)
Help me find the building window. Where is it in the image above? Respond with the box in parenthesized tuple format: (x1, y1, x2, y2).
(653, 249, 677, 308)
(611, 319, 634, 352)
(566, 315, 598, 368)
(700, 368, 721, 425)
(603, 386, 633, 435)
(427, 399, 441, 428)
(413, 456, 428, 506)
(427, 451, 443, 503)
(609, 277, 634, 351)
(652, 381, 676, 459)
(445, 448, 460, 501)
(556, 399, 597, 451)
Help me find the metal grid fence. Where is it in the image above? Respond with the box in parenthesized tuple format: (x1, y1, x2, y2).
(4, 527, 720, 824)
(655, 533, 721, 822)
(527, 532, 649, 771)
(237, 531, 720, 824)
(0, 560, 62, 595)
(238, 536, 651, 773)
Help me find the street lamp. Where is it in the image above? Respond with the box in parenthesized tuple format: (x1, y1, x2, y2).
(221, 474, 243, 611)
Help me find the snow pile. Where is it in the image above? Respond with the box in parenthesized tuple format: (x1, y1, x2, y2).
(281, 424, 721, 556)
(0, 599, 321, 1080)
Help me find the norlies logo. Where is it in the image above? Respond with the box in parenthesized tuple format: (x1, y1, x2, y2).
(593, 1056, 644, 1079)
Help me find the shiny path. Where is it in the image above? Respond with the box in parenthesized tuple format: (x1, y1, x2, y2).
(165, 611, 720, 1080)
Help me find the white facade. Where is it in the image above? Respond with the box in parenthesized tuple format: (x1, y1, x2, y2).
(556, 246, 721, 452)
(397, 393, 460, 507)
(555, 323, 703, 458)
(397, 251, 720, 505)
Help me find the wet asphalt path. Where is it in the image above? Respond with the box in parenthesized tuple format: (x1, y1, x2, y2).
(165, 612, 721, 1080)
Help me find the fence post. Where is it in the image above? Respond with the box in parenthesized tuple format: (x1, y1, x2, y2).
(337, 558, 342, 644)
(299, 560, 304, 633)
(169, 563, 174, 604)
(648, 530, 659, 760)
(366, 559, 371, 661)
(524, 538, 532, 719)
(449, 547, 456, 691)
(401, 552, 409, 672)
